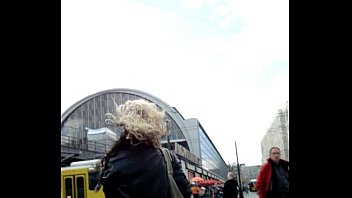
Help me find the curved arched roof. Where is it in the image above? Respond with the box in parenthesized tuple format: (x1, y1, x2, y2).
(61, 88, 192, 149)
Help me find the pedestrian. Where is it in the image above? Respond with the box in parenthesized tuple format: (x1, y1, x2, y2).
(191, 183, 200, 198)
(97, 99, 191, 198)
(244, 183, 249, 194)
(248, 181, 254, 192)
(223, 172, 238, 198)
(214, 185, 221, 198)
(256, 146, 289, 198)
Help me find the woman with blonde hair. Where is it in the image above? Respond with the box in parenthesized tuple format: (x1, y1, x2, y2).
(98, 99, 191, 198)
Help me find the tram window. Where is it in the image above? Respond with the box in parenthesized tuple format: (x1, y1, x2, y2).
(76, 176, 85, 198)
(64, 178, 73, 197)
(88, 170, 100, 190)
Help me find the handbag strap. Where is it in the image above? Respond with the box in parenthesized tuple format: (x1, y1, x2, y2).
(160, 147, 173, 175)
(160, 147, 185, 198)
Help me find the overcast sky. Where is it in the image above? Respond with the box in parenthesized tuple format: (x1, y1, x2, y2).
(61, 0, 289, 166)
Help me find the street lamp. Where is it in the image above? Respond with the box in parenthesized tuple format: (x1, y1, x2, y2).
(166, 120, 171, 150)
(235, 141, 244, 198)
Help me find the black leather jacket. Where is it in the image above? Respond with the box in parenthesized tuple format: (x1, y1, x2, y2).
(102, 142, 191, 198)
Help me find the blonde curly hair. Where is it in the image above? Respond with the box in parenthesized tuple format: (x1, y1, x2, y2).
(105, 99, 167, 148)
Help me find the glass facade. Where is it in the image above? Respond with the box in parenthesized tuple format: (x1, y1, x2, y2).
(61, 91, 187, 153)
(199, 127, 228, 179)
(161, 117, 186, 143)
(63, 93, 142, 135)
(261, 103, 289, 163)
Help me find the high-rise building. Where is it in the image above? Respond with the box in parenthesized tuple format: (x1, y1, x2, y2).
(260, 102, 289, 164)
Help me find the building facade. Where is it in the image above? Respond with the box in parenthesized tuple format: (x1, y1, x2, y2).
(61, 88, 228, 181)
(229, 163, 261, 186)
(240, 165, 261, 183)
(260, 102, 289, 164)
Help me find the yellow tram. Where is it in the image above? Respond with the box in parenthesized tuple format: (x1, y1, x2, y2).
(61, 159, 105, 198)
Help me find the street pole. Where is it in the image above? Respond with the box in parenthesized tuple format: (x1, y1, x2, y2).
(166, 120, 171, 150)
(167, 135, 171, 150)
(235, 141, 244, 198)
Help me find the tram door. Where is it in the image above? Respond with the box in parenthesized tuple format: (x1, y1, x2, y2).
(63, 175, 87, 198)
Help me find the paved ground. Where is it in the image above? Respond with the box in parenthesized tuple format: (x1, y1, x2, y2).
(243, 191, 258, 198)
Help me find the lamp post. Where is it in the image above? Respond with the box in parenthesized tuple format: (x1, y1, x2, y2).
(167, 135, 171, 150)
(235, 141, 244, 198)
(166, 120, 171, 150)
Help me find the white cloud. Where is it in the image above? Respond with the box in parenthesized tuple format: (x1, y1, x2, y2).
(62, 0, 289, 166)
(182, 0, 205, 9)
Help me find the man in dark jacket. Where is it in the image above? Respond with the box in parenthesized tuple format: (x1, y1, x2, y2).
(99, 99, 191, 198)
(223, 172, 238, 198)
(256, 147, 289, 198)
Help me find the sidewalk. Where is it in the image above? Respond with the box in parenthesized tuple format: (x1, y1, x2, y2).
(243, 191, 258, 198)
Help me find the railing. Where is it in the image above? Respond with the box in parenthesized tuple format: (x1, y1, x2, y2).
(61, 135, 113, 154)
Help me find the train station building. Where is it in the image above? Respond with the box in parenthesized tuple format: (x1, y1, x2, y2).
(61, 88, 228, 182)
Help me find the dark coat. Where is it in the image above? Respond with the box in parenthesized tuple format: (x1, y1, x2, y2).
(102, 142, 191, 198)
(223, 179, 238, 198)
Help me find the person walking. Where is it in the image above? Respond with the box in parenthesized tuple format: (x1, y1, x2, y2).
(223, 172, 238, 198)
